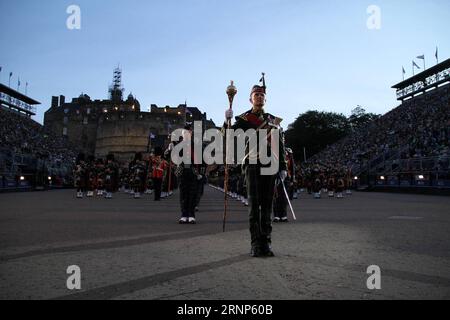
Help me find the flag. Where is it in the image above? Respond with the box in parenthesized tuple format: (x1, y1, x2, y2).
(435, 47, 439, 61)
(416, 55, 425, 60)
(9, 72, 13, 78)
(18, 78, 21, 86)
(413, 61, 420, 69)
(402, 67, 406, 74)
(0, 66, 2, 72)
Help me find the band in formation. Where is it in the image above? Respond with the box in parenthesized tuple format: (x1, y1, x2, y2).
(73, 74, 355, 258)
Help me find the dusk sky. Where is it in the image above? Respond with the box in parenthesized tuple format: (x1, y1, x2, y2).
(0, 0, 449, 128)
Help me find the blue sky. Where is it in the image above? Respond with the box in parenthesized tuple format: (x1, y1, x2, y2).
(0, 0, 449, 128)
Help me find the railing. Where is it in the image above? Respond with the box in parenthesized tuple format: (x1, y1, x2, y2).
(0, 149, 75, 190)
(377, 155, 450, 174)
(361, 155, 450, 189)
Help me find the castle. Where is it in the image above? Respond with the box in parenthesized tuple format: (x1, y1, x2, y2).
(43, 67, 216, 161)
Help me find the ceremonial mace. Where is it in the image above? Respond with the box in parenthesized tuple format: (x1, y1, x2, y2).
(223, 81, 237, 232)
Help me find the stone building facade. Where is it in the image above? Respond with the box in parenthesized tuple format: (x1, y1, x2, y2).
(44, 94, 216, 162)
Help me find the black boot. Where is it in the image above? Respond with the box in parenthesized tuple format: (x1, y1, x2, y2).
(260, 243, 275, 257)
(250, 246, 261, 258)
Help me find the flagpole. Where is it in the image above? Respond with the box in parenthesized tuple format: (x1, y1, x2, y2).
(436, 47, 439, 64)
(184, 100, 187, 124)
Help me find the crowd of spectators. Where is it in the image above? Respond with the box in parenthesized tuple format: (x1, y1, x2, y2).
(0, 107, 78, 188)
(305, 86, 450, 175)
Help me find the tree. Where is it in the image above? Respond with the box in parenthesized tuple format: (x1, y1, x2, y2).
(285, 110, 351, 161)
(349, 106, 380, 131)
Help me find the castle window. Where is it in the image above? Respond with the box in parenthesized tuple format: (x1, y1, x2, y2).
(63, 127, 67, 136)
(87, 108, 91, 115)
(63, 117, 68, 124)
(83, 117, 88, 125)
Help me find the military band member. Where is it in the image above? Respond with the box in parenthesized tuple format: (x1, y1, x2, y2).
(327, 174, 336, 197)
(95, 158, 105, 196)
(74, 153, 87, 198)
(130, 152, 147, 199)
(312, 171, 322, 199)
(151, 146, 167, 201)
(224, 79, 288, 257)
(85, 155, 96, 197)
(177, 124, 199, 224)
(119, 164, 131, 193)
(336, 174, 345, 199)
(104, 153, 118, 199)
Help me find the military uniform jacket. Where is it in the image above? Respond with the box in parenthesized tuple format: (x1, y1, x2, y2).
(225, 109, 287, 172)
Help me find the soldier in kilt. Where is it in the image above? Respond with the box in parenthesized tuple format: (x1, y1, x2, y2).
(130, 152, 147, 199)
(151, 146, 167, 201)
(95, 158, 105, 196)
(74, 153, 87, 198)
(86, 155, 96, 197)
(104, 154, 119, 199)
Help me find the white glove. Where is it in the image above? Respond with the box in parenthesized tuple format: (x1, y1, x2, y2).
(280, 170, 288, 182)
(197, 174, 203, 181)
(225, 109, 234, 120)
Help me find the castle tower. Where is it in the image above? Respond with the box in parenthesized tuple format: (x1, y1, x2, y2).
(108, 66, 124, 102)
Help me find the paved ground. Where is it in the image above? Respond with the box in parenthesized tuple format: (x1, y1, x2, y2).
(0, 187, 449, 300)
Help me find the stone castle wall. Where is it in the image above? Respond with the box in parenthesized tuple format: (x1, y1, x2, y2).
(43, 97, 213, 162)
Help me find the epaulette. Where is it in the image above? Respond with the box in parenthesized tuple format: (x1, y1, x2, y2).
(265, 113, 283, 126)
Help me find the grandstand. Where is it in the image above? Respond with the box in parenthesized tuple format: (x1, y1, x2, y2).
(0, 85, 77, 191)
(308, 58, 450, 191)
